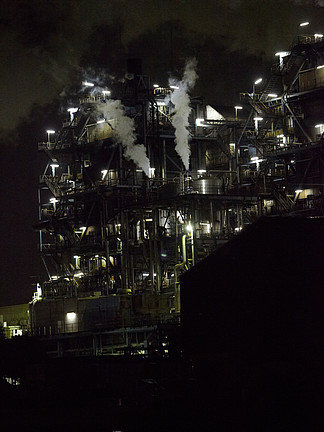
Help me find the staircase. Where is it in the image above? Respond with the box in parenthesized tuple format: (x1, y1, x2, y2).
(39, 175, 62, 198)
(273, 189, 295, 213)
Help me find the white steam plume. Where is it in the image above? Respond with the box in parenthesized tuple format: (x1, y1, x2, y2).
(97, 99, 150, 176)
(169, 58, 198, 171)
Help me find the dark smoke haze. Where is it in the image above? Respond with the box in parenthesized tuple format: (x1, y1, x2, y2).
(0, 0, 323, 136)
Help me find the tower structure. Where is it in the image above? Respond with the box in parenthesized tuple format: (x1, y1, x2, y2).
(31, 34, 324, 356)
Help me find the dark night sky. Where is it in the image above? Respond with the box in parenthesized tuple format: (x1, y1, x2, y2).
(1, 0, 324, 305)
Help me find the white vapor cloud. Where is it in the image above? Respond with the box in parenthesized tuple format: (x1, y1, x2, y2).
(97, 99, 150, 176)
(169, 58, 198, 171)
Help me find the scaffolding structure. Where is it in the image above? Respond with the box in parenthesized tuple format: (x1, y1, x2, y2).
(31, 35, 324, 356)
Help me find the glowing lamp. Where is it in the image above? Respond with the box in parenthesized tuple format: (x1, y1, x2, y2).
(186, 223, 193, 233)
(66, 312, 77, 321)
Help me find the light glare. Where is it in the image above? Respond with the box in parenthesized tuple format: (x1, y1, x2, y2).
(66, 312, 77, 321)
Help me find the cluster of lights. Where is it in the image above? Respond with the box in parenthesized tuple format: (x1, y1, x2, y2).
(81, 81, 111, 98)
(153, 84, 179, 90)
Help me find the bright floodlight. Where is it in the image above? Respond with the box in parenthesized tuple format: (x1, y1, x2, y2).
(268, 93, 278, 98)
(82, 81, 94, 87)
(314, 33, 323, 38)
(234, 106, 243, 120)
(153, 84, 159, 88)
(97, 119, 105, 124)
(254, 117, 263, 121)
(67, 108, 78, 113)
(299, 22, 309, 27)
(254, 78, 262, 85)
(66, 312, 77, 321)
(170, 85, 179, 89)
(317, 65, 324, 69)
(102, 90, 111, 95)
(186, 223, 193, 233)
(46, 130, 55, 134)
(101, 169, 108, 180)
(295, 189, 303, 194)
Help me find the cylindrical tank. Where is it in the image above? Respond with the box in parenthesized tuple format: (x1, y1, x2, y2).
(192, 177, 223, 194)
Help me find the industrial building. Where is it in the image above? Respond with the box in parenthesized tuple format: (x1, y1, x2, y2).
(13, 32, 323, 357)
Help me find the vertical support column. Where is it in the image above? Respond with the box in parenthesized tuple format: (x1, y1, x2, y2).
(162, 139, 166, 182)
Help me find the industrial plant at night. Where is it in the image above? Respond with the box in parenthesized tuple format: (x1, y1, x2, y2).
(1, 30, 324, 430)
(20, 32, 323, 351)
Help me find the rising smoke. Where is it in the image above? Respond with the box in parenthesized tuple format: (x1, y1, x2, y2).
(97, 99, 150, 177)
(169, 58, 198, 171)
(1, 1, 323, 138)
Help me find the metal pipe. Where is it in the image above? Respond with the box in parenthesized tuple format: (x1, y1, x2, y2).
(174, 234, 188, 313)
